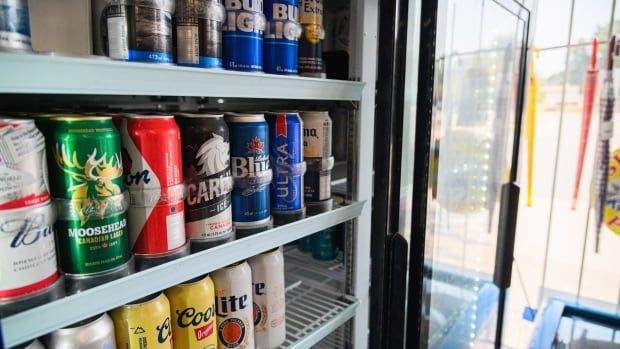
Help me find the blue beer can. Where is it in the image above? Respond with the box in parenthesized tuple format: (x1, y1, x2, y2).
(266, 112, 305, 226)
(222, 0, 266, 71)
(227, 113, 272, 227)
(263, 0, 301, 74)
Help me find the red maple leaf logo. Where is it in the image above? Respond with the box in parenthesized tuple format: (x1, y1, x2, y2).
(247, 136, 264, 153)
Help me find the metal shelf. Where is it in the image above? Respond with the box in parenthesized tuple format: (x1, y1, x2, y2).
(0, 53, 364, 100)
(1, 201, 364, 348)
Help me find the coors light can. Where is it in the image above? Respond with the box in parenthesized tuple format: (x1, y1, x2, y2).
(111, 292, 173, 349)
(177, 114, 234, 252)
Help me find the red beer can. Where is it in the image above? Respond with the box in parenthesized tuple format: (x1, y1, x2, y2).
(120, 115, 186, 255)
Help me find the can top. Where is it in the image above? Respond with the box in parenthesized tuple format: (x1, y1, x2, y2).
(222, 260, 247, 269)
(225, 113, 265, 122)
(0, 118, 34, 127)
(51, 116, 112, 121)
(300, 111, 330, 117)
(125, 114, 174, 119)
(176, 113, 225, 119)
(125, 292, 164, 306)
(179, 274, 210, 286)
(62, 313, 106, 329)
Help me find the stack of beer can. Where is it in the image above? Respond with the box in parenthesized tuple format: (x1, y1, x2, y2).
(37, 247, 286, 349)
(0, 118, 63, 317)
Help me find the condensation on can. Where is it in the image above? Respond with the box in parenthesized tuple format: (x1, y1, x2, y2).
(111, 292, 173, 349)
(0, 0, 32, 52)
(46, 313, 117, 349)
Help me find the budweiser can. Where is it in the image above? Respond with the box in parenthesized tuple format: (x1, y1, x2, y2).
(120, 115, 186, 256)
(211, 261, 255, 349)
(111, 292, 173, 349)
(248, 248, 286, 348)
(46, 313, 116, 349)
(166, 274, 218, 349)
(0, 118, 50, 210)
(176, 114, 234, 252)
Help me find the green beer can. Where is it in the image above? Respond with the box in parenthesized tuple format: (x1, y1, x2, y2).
(46, 116, 130, 275)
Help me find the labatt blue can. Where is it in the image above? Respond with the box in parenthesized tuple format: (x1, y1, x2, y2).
(266, 112, 306, 225)
(222, 0, 266, 71)
(264, 0, 301, 74)
(226, 113, 273, 237)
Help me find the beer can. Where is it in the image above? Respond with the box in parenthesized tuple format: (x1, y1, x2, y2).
(300, 111, 333, 204)
(93, 0, 132, 59)
(111, 292, 173, 349)
(222, 0, 266, 71)
(166, 274, 218, 349)
(198, 0, 226, 68)
(248, 248, 286, 348)
(298, 0, 325, 77)
(175, 0, 200, 66)
(226, 113, 272, 234)
(211, 261, 254, 349)
(46, 313, 116, 349)
(311, 225, 337, 260)
(176, 114, 234, 252)
(263, 0, 301, 74)
(0, 0, 32, 52)
(265, 112, 305, 226)
(15, 339, 45, 349)
(120, 115, 186, 257)
(45, 117, 131, 276)
(0, 119, 50, 210)
(297, 235, 311, 252)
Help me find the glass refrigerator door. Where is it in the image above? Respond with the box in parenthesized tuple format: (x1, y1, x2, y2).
(416, 0, 529, 347)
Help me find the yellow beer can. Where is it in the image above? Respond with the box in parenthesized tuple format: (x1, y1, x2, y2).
(166, 274, 218, 349)
(110, 292, 173, 349)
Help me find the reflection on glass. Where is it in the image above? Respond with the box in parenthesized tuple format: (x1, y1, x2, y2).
(570, 0, 613, 44)
(556, 316, 620, 348)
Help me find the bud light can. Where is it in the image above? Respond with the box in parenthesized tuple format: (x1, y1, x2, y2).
(222, 0, 267, 71)
(111, 292, 173, 349)
(176, 113, 234, 252)
(165, 274, 217, 349)
(266, 112, 305, 226)
(226, 113, 272, 236)
(46, 313, 117, 349)
(264, 0, 301, 74)
(211, 261, 254, 349)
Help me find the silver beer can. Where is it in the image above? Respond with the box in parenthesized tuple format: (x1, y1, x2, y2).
(212, 261, 255, 349)
(248, 247, 286, 349)
(45, 313, 117, 348)
(12, 339, 45, 349)
(0, 0, 32, 52)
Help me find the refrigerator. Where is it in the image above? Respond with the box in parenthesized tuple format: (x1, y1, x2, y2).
(0, 0, 531, 348)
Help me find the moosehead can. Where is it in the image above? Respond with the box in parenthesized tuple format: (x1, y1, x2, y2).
(211, 261, 254, 349)
(46, 313, 116, 349)
(298, 0, 325, 77)
(300, 111, 333, 211)
(264, 0, 301, 74)
(111, 292, 173, 349)
(226, 113, 272, 234)
(120, 115, 186, 257)
(248, 248, 286, 348)
(0, 0, 32, 52)
(222, 0, 266, 71)
(46, 117, 131, 276)
(265, 112, 305, 226)
(166, 274, 218, 349)
(176, 114, 234, 252)
(198, 0, 226, 68)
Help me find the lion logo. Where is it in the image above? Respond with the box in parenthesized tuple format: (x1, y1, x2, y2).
(196, 133, 230, 176)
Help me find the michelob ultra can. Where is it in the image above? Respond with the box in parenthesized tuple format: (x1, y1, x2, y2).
(111, 292, 173, 349)
(46, 313, 116, 349)
(176, 114, 234, 251)
(0, 0, 32, 52)
(264, 0, 301, 74)
(265, 112, 305, 226)
(46, 117, 131, 275)
(212, 261, 254, 349)
(226, 113, 272, 233)
(166, 274, 218, 349)
(222, 0, 266, 71)
(120, 115, 186, 255)
(248, 248, 286, 348)
(298, 0, 325, 77)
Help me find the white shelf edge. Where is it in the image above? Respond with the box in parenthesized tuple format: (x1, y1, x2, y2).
(1, 201, 365, 348)
(0, 52, 364, 101)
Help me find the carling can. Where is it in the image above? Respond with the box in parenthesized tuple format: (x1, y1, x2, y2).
(198, 0, 226, 68)
(166, 274, 218, 349)
(175, 0, 200, 66)
(120, 115, 186, 255)
(265, 112, 305, 226)
(264, 0, 301, 74)
(222, 0, 266, 71)
(176, 114, 234, 251)
(46, 117, 131, 275)
(46, 313, 116, 349)
(111, 292, 173, 349)
(226, 113, 272, 230)
(0, 0, 32, 52)
(0, 202, 58, 299)
(248, 248, 286, 348)
(298, 0, 324, 77)
(300, 111, 333, 205)
(0, 119, 50, 210)
(211, 261, 254, 349)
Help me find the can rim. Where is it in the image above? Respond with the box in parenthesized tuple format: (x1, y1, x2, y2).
(176, 113, 225, 118)
(225, 113, 265, 122)
(178, 274, 210, 286)
(125, 114, 174, 119)
(300, 111, 330, 117)
(125, 292, 163, 306)
(51, 116, 112, 121)
(61, 313, 106, 330)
